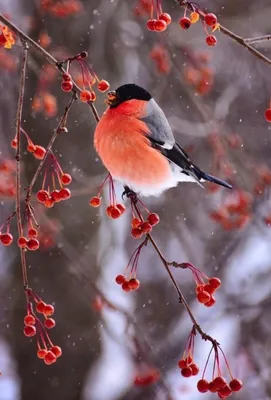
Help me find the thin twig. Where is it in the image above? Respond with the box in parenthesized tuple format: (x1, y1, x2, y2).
(26, 92, 78, 200)
(15, 40, 28, 287)
(244, 34, 271, 45)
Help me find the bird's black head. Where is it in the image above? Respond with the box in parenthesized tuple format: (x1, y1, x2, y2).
(106, 84, 152, 107)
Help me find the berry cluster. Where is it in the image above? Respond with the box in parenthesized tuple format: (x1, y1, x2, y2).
(197, 345, 242, 398)
(41, 0, 83, 17)
(210, 190, 252, 230)
(196, 279, 220, 307)
(149, 44, 171, 75)
(133, 368, 160, 386)
(130, 213, 159, 239)
(179, 9, 219, 47)
(24, 289, 61, 365)
(115, 274, 140, 292)
(181, 263, 221, 307)
(115, 237, 148, 292)
(18, 228, 39, 251)
(60, 52, 110, 102)
(89, 174, 126, 219)
(36, 152, 72, 208)
(11, 128, 46, 160)
(178, 328, 199, 378)
(0, 159, 16, 198)
(143, 0, 171, 32)
(183, 50, 214, 96)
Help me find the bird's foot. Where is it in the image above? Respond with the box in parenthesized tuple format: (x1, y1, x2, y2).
(122, 186, 138, 203)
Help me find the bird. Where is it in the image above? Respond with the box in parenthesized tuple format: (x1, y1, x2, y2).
(94, 83, 232, 197)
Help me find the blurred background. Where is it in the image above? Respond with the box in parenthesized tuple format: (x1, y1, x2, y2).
(0, 0, 271, 399)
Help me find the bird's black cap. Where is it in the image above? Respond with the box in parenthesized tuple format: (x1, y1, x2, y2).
(106, 84, 152, 107)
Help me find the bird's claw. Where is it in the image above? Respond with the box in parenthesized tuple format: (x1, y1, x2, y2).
(122, 186, 137, 202)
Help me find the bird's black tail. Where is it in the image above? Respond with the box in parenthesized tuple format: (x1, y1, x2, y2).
(199, 171, 232, 189)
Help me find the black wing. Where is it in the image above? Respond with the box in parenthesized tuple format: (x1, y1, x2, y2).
(149, 138, 232, 189)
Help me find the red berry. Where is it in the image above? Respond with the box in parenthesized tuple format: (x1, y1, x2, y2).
(203, 284, 216, 295)
(61, 80, 73, 92)
(34, 145, 46, 160)
(195, 284, 204, 294)
(204, 295, 216, 307)
(131, 217, 141, 228)
(265, 108, 271, 122)
(106, 205, 114, 217)
(26, 238, 40, 251)
(209, 277, 221, 289)
(11, 139, 17, 149)
(89, 196, 101, 207)
(146, 19, 156, 31)
(213, 376, 227, 390)
(51, 190, 61, 202)
(190, 363, 199, 376)
(140, 222, 152, 234)
(116, 203, 126, 215)
(44, 197, 55, 208)
(36, 301, 46, 313)
(209, 381, 218, 393)
(27, 143, 36, 153)
(36, 189, 49, 203)
(131, 227, 143, 239)
(229, 378, 243, 392)
(37, 349, 48, 359)
(197, 379, 209, 393)
(44, 318, 55, 329)
(110, 206, 122, 219)
(178, 359, 187, 369)
(28, 228, 38, 238)
(128, 278, 140, 290)
(159, 13, 171, 25)
(218, 384, 232, 398)
(197, 290, 211, 304)
(0, 233, 13, 246)
(97, 80, 110, 92)
(181, 367, 192, 378)
(44, 350, 56, 365)
(179, 17, 191, 29)
(61, 173, 72, 185)
(154, 19, 167, 32)
(206, 35, 217, 46)
(17, 236, 28, 248)
(80, 90, 92, 102)
(51, 345, 62, 358)
(204, 13, 217, 27)
(122, 282, 131, 292)
(24, 314, 36, 326)
(24, 325, 36, 337)
(59, 188, 71, 200)
(148, 213, 160, 226)
(62, 72, 71, 81)
(115, 274, 126, 285)
(43, 304, 54, 316)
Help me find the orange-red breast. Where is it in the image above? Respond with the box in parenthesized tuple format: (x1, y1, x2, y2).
(94, 84, 232, 196)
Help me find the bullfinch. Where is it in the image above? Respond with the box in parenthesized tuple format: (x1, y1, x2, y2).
(94, 83, 232, 197)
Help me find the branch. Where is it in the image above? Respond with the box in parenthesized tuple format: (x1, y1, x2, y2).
(176, 0, 271, 67)
(244, 34, 271, 45)
(15, 40, 28, 287)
